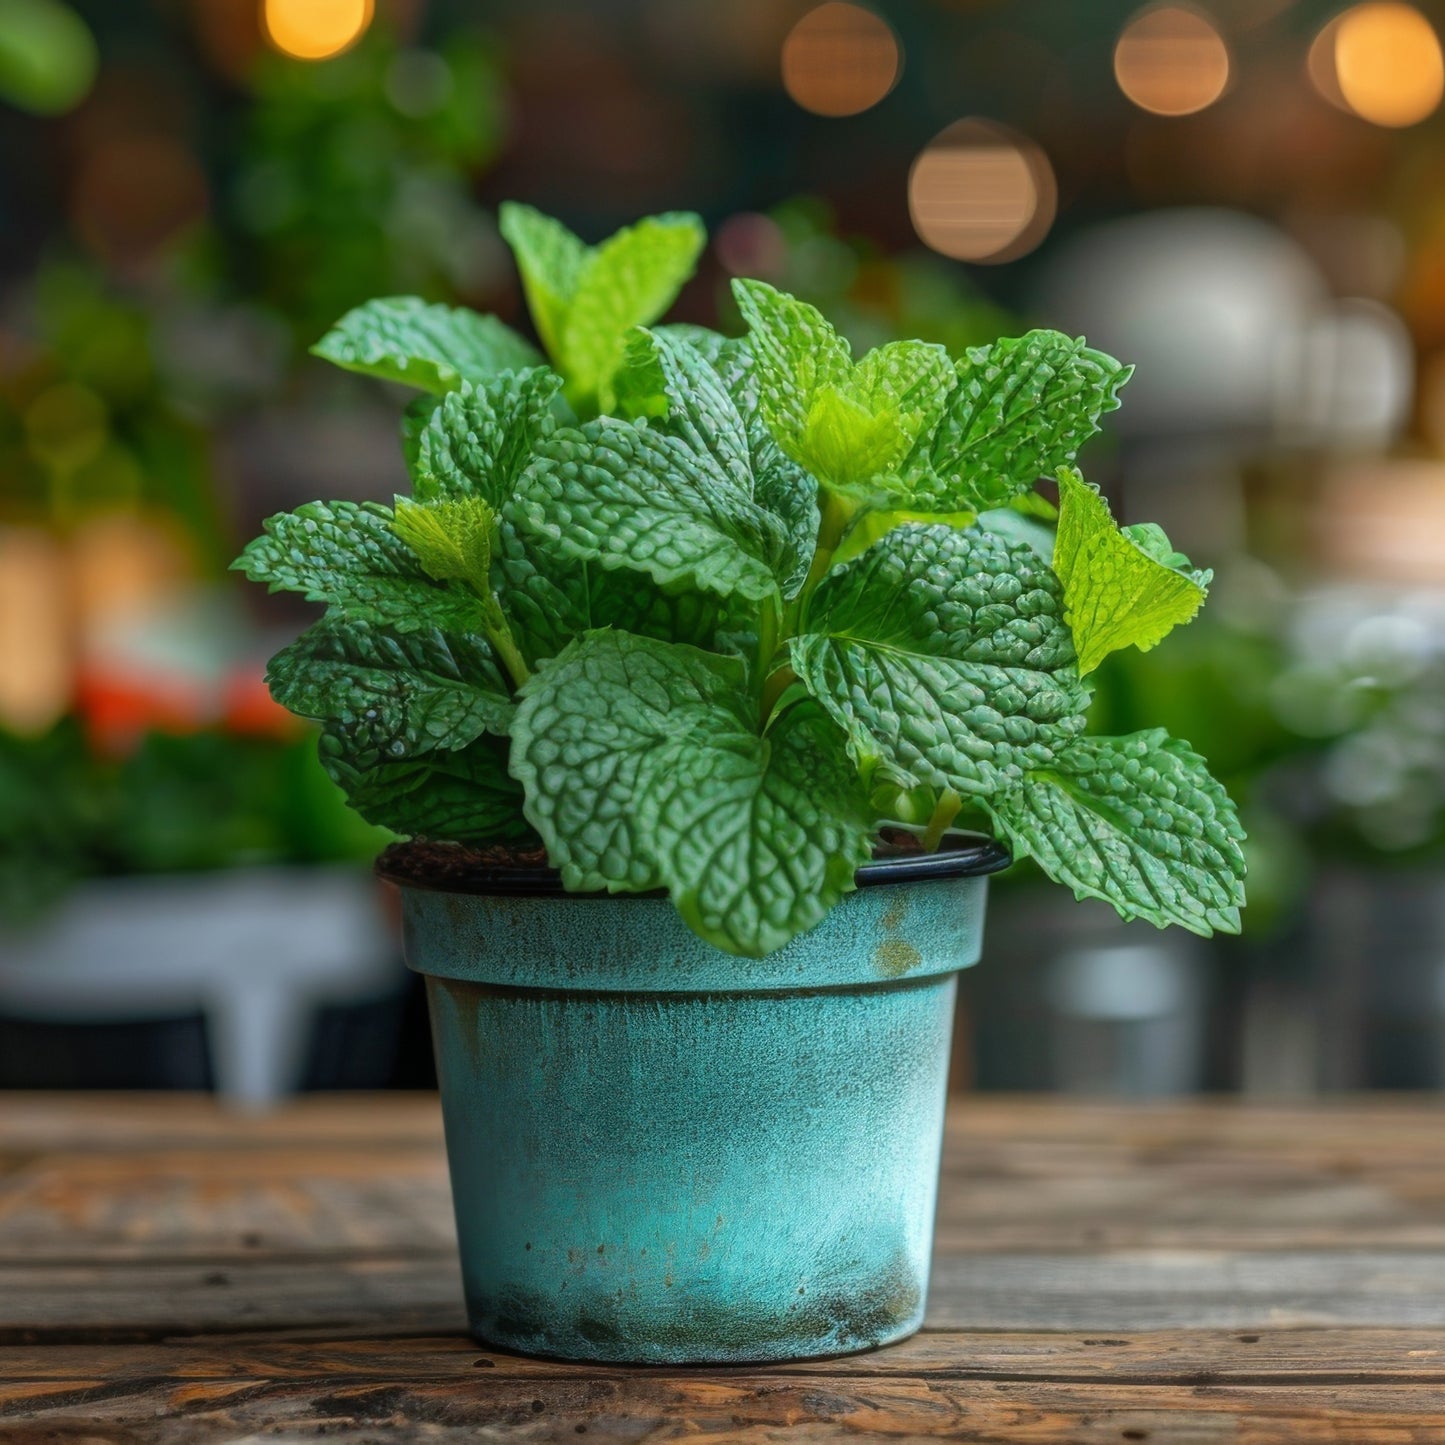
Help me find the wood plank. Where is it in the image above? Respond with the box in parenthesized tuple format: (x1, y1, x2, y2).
(6, 1098, 1445, 1263)
(7, 1249, 1445, 1341)
(3, 1095, 1445, 1442)
(7, 1328, 1445, 1388)
(4, 1372, 1445, 1443)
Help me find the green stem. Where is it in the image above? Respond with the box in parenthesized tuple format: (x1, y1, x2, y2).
(759, 663, 798, 727)
(920, 789, 963, 853)
(785, 489, 857, 635)
(482, 597, 532, 690)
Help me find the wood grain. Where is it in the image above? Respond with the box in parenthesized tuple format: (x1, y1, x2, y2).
(1, 1093, 1444, 1442)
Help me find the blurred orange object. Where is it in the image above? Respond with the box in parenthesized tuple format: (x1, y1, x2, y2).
(221, 668, 305, 741)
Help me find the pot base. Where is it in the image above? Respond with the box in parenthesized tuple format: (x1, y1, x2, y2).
(427, 971, 954, 1367)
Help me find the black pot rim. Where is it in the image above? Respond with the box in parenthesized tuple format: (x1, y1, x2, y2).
(376, 833, 1012, 899)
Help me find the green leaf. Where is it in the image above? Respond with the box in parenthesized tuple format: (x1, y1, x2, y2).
(567, 214, 708, 410)
(731, 279, 952, 501)
(392, 496, 495, 593)
(493, 521, 728, 657)
(497, 204, 588, 361)
(499, 204, 706, 410)
(614, 327, 753, 489)
(790, 523, 1088, 797)
(267, 616, 512, 766)
(1053, 468, 1209, 675)
(987, 730, 1247, 936)
(232, 500, 478, 634)
(708, 336, 820, 598)
(921, 331, 1132, 512)
(509, 630, 745, 893)
(408, 368, 564, 507)
(312, 297, 542, 394)
(634, 700, 872, 957)
(511, 416, 787, 604)
(319, 729, 529, 843)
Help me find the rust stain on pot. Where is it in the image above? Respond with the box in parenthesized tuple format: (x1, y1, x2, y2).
(872, 894, 920, 977)
(874, 939, 922, 978)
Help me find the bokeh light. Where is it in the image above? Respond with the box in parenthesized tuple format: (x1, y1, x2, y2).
(1114, 5, 1230, 116)
(781, 2, 900, 118)
(262, 0, 374, 62)
(1334, 3, 1443, 128)
(1306, 14, 1350, 111)
(908, 118, 1056, 264)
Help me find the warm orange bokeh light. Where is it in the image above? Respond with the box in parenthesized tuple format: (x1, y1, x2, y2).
(1306, 14, 1350, 111)
(1333, 3, 1443, 127)
(262, 0, 374, 62)
(1114, 5, 1230, 116)
(907, 119, 1056, 265)
(781, 2, 900, 118)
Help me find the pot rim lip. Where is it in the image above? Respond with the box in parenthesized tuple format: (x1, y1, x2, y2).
(376, 833, 1012, 899)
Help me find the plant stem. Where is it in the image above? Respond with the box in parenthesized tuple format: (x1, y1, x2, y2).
(482, 598, 532, 689)
(785, 489, 856, 635)
(920, 789, 963, 853)
(759, 663, 798, 726)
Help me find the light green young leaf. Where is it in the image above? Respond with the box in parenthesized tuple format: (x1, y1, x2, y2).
(312, 297, 541, 394)
(497, 205, 588, 360)
(392, 496, 496, 594)
(499, 203, 706, 410)
(267, 616, 512, 766)
(919, 330, 1132, 512)
(634, 700, 872, 958)
(319, 729, 530, 843)
(511, 416, 787, 604)
(1053, 468, 1209, 675)
(986, 730, 1247, 936)
(790, 523, 1088, 797)
(232, 500, 479, 634)
(408, 368, 564, 507)
(732, 279, 952, 501)
(509, 630, 745, 893)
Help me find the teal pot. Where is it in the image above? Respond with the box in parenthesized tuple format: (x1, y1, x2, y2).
(380, 836, 1008, 1365)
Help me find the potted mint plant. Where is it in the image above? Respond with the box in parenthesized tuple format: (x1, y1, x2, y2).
(236, 204, 1246, 1364)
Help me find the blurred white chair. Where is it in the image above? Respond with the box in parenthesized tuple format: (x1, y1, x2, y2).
(0, 866, 400, 1107)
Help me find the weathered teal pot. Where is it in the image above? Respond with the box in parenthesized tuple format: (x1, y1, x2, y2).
(382, 837, 1008, 1364)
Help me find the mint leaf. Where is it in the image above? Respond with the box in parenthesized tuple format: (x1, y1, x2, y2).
(920, 331, 1132, 512)
(1053, 468, 1209, 674)
(233, 500, 478, 634)
(392, 496, 495, 593)
(732, 279, 952, 501)
(408, 368, 564, 507)
(493, 520, 733, 659)
(511, 416, 788, 604)
(634, 700, 871, 957)
(614, 327, 753, 490)
(500, 204, 706, 411)
(497, 205, 588, 361)
(312, 298, 541, 394)
(267, 616, 512, 764)
(709, 336, 820, 598)
(790, 523, 1088, 796)
(987, 730, 1246, 936)
(320, 730, 529, 843)
(509, 630, 745, 892)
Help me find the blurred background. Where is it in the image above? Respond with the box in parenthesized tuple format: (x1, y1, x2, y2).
(3, 0, 1445, 1101)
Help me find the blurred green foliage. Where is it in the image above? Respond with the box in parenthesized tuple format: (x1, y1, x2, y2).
(230, 27, 507, 345)
(0, 0, 95, 116)
(0, 721, 391, 926)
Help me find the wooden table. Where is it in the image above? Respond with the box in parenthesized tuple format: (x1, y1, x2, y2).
(3, 1095, 1445, 1442)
